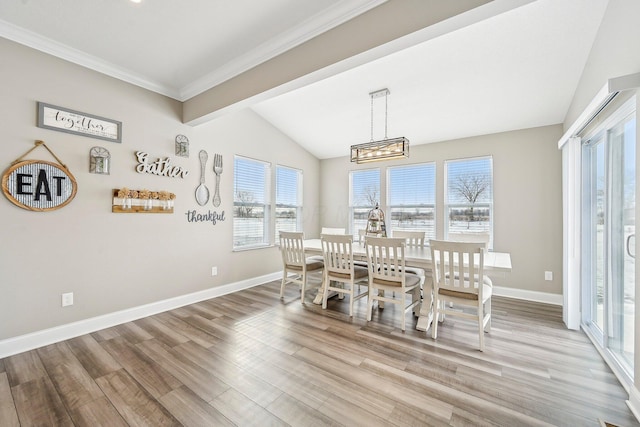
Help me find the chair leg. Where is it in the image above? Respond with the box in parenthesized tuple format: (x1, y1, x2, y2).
(280, 271, 287, 298)
(300, 272, 306, 304)
(431, 298, 439, 339)
(412, 287, 420, 316)
(478, 305, 484, 352)
(322, 273, 329, 310)
(367, 289, 374, 321)
(349, 286, 354, 317)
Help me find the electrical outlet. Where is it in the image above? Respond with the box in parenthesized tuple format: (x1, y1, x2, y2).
(544, 271, 553, 281)
(61, 292, 74, 307)
(211, 266, 218, 276)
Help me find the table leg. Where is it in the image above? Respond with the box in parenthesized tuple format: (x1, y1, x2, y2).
(416, 276, 433, 332)
(313, 277, 339, 305)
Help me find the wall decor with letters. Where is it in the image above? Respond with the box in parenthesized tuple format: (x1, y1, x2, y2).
(37, 102, 122, 143)
(2, 140, 77, 211)
(135, 151, 189, 179)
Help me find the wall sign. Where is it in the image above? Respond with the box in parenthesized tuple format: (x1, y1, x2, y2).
(135, 151, 189, 178)
(2, 160, 77, 211)
(185, 210, 225, 225)
(37, 102, 122, 143)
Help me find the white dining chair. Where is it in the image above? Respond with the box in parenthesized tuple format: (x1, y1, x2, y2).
(448, 231, 490, 251)
(357, 228, 367, 244)
(321, 227, 346, 235)
(320, 234, 369, 317)
(392, 230, 426, 248)
(429, 239, 492, 351)
(364, 236, 421, 331)
(391, 230, 429, 300)
(279, 231, 324, 303)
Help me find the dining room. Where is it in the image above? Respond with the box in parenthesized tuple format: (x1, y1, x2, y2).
(0, 0, 639, 425)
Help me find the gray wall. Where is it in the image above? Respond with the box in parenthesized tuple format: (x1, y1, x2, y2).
(0, 38, 320, 340)
(320, 125, 564, 294)
(564, 0, 640, 127)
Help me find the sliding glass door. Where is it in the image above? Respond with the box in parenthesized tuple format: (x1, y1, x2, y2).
(582, 97, 636, 377)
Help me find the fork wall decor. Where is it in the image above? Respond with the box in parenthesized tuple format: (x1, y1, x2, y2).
(212, 153, 222, 207)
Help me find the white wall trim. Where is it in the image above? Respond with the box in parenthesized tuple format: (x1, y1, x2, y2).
(629, 377, 640, 422)
(179, 0, 386, 100)
(493, 286, 563, 306)
(0, 0, 386, 102)
(0, 272, 282, 359)
(0, 18, 181, 99)
(0, 276, 563, 358)
(562, 137, 582, 330)
(559, 71, 640, 149)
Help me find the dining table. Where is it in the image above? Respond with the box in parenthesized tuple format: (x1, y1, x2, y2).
(303, 238, 512, 332)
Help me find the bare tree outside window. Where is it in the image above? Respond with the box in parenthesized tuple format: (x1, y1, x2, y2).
(235, 190, 255, 218)
(452, 173, 490, 228)
(361, 185, 379, 207)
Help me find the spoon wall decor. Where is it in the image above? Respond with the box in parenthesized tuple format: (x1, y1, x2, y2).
(195, 150, 210, 206)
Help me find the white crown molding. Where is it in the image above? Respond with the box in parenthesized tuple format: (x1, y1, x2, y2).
(0, 0, 386, 102)
(178, 0, 387, 100)
(0, 18, 181, 99)
(0, 272, 282, 359)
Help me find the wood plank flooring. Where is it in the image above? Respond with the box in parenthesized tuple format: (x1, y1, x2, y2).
(1, 281, 638, 426)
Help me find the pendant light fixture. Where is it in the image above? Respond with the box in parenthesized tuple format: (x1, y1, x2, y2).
(350, 88, 409, 163)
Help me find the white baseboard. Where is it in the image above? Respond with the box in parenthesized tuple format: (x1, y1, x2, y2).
(0, 276, 562, 359)
(627, 385, 640, 423)
(0, 272, 282, 359)
(493, 286, 563, 306)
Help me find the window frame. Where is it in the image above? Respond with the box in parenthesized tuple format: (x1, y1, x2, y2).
(444, 156, 494, 248)
(349, 168, 381, 239)
(275, 164, 303, 243)
(386, 162, 436, 240)
(233, 155, 272, 250)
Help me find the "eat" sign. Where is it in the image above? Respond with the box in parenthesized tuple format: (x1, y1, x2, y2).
(2, 160, 77, 211)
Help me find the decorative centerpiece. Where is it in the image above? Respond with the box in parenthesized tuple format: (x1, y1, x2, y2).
(366, 203, 387, 237)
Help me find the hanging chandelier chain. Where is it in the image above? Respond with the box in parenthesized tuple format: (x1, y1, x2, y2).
(384, 91, 388, 140)
(351, 87, 409, 163)
(370, 94, 374, 142)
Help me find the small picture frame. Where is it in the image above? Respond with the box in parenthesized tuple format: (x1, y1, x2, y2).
(175, 134, 189, 157)
(89, 147, 111, 175)
(37, 102, 122, 143)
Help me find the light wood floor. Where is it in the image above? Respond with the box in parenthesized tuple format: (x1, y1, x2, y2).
(1, 281, 638, 427)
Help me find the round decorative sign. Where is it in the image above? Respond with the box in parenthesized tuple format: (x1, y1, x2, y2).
(2, 160, 77, 211)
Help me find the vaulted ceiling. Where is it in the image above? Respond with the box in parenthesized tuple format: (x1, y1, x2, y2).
(0, 0, 609, 159)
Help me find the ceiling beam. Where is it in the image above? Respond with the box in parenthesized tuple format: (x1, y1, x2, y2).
(183, 0, 534, 126)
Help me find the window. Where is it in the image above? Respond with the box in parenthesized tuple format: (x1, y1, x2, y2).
(445, 157, 493, 245)
(233, 156, 271, 249)
(275, 165, 302, 242)
(349, 169, 380, 238)
(387, 163, 436, 239)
